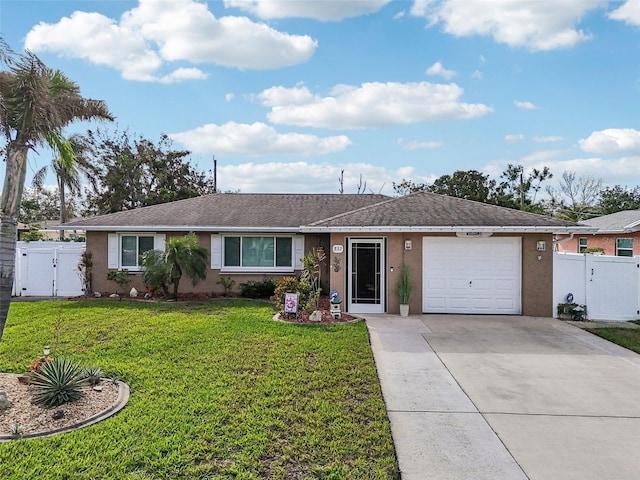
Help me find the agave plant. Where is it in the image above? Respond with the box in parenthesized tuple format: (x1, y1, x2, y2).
(82, 366, 104, 386)
(30, 357, 87, 408)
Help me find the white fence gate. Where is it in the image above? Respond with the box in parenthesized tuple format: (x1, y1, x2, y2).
(553, 252, 640, 321)
(13, 242, 85, 297)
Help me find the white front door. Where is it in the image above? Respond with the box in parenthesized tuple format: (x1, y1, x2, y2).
(348, 238, 385, 313)
(422, 237, 522, 314)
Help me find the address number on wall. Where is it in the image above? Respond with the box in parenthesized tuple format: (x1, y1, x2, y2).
(332, 245, 344, 254)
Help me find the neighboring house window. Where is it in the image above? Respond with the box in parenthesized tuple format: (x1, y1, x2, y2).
(211, 234, 304, 272)
(108, 233, 165, 270)
(616, 238, 633, 257)
(578, 237, 587, 253)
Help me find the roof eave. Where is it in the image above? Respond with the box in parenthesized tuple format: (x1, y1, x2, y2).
(74, 225, 302, 233)
(300, 225, 599, 234)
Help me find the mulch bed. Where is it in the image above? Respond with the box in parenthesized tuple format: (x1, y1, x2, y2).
(277, 296, 358, 324)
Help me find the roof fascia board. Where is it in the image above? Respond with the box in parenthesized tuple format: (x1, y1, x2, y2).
(74, 226, 302, 233)
(300, 225, 599, 234)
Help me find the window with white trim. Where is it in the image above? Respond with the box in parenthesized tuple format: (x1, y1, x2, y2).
(578, 237, 587, 253)
(222, 235, 294, 271)
(108, 233, 165, 270)
(616, 238, 633, 257)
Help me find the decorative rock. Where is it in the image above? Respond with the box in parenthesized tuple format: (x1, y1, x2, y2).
(129, 287, 138, 298)
(109, 293, 119, 298)
(144, 292, 152, 299)
(94, 292, 102, 297)
(17, 374, 31, 385)
(309, 311, 322, 322)
(52, 410, 65, 420)
(0, 391, 12, 411)
(93, 385, 103, 392)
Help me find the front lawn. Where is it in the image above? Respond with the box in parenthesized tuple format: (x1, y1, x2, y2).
(0, 300, 398, 479)
(585, 326, 640, 354)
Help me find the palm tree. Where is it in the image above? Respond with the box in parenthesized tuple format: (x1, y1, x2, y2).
(140, 234, 208, 300)
(31, 134, 98, 239)
(165, 234, 208, 300)
(0, 39, 113, 340)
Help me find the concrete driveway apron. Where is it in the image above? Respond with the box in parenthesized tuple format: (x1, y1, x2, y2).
(366, 314, 640, 480)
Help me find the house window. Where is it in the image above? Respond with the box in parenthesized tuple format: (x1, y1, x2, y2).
(223, 236, 293, 271)
(121, 235, 155, 268)
(578, 237, 587, 253)
(616, 238, 633, 257)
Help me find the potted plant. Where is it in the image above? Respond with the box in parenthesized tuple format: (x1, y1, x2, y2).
(397, 264, 412, 317)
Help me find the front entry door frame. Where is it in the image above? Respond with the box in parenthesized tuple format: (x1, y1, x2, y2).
(347, 237, 385, 313)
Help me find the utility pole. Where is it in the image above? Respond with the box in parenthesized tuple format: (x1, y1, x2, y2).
(520, 169, 524, 210)
(213, 155, 217, 193)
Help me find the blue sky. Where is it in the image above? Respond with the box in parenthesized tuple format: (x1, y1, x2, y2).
(2, 0, 640, 195)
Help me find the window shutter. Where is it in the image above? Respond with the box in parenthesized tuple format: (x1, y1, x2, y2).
(107, 234, 119, 269)
(211, 234, 222, 269)
(154, 234, 166, 252)
(294, 236, 305, 270)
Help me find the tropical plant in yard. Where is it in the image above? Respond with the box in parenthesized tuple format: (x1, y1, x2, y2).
(0, 37, 113, 341)
(31, 357, 88, 407)
(140, 249, 170, 296)
(82, 366, 104, 386)
(140, 233, 208, 299)
(31, 134, 98, 239)
(300, 247, 325, 313)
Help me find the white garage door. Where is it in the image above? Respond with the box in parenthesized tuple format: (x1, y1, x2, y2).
(422, 237, 522, 314)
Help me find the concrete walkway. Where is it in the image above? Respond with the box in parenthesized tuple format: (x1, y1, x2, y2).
(366, 314, 640, 480)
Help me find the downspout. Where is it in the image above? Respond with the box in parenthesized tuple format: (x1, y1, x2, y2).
(552, 232, 574, 251)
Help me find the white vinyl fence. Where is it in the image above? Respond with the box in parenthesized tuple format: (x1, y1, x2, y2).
(554, 252, 640, 322)
(12, 241, 85, 297)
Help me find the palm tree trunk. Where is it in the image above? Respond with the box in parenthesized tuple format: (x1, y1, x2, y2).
(0, 142, 29, 341)
(59, 178, 66, 241)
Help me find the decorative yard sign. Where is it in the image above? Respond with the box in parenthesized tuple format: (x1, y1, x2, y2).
(284, 293, 298, 313)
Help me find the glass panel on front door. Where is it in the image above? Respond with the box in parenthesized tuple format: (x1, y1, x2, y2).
(351, 243, 380, 304)
(349, 239, 384, 313)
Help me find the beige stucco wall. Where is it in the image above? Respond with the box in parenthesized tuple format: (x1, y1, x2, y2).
(328, 232, 554, 317)
(88, 230, 553, 315)
(87, 231, 328, 296)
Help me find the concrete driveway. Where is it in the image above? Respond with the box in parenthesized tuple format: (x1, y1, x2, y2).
(366, 315, 640, 480)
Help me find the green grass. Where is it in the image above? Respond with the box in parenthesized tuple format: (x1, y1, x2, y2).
(0, 300, 399, 480)
(585, 326, 640, 354)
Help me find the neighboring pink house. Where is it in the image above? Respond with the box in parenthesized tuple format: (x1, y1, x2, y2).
(556, 210, 640, 256)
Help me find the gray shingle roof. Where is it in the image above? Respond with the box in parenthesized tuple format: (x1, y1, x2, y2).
(580, 210, 640, 232)
(306, 191, 583, 230)
(63, 193, 389, 231)
(64, 192, 590, 233)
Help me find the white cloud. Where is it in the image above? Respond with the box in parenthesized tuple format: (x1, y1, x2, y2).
(505, 134, 525, 143)
(223, 0, 391, 21)
(539, 156, 640, 187)
(520, 148, 572, 163)
(425, 61, 457, 80)
(24, 0, 317, 82)
(411, 0, 603, 51)
(397, 139, 444, 150)
(225, 93, 234, 102)
(169, 121, 352, 156)
(217, 161, 426, 194)
(534, 135, 563, 143)
(394, 10, 407, 20)
(471, 70, 483, 79)
(259, 82, 493, 129)
(579, 128, 640, 155)
(514, 100, 538, 110)
(608, 0, 640, 26)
